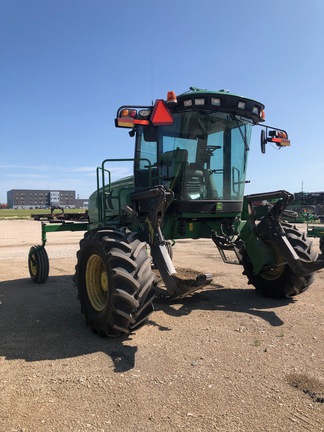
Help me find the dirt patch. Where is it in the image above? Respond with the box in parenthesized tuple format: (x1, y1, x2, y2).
(287, 373, 324, 403)
(0, 220, 323, 431)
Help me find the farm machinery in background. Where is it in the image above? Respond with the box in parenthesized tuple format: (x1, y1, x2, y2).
(28, 87, 324, 337)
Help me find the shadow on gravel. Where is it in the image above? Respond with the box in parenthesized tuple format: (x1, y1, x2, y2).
(0, 276, 292, 366)
(0, 276, 136, 372)
(153, 282, 293, 328)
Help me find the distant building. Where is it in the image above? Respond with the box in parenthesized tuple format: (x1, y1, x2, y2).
(75, 198, 89, 209)
(7, 189, 76, 209)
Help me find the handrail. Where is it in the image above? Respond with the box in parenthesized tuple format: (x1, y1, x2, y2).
(96, 158, 152, 224)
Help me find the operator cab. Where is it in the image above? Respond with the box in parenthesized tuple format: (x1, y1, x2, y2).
(135, 110, 252, 203)
(132, 89, 262, 214)
(115, 88, 288, 214)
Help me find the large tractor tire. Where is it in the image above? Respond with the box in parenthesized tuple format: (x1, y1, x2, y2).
(241, 223, 317, 298)
(74, 228, 155, 337)
(28, 245, 49, 284)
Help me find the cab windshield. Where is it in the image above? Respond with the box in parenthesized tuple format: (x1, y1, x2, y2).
(136, 110, 253, 201)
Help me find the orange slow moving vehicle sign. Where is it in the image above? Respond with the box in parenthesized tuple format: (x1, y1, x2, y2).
(150, 100, 174, 126)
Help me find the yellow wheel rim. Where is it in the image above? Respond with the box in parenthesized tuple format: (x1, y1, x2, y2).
(260, 241, 286, 280)
(29, 254, 37, 277)
(85, 254, 109, 311)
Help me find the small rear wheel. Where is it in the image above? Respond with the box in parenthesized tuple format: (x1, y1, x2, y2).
(74, 228, 155, 337)
(28, 245, 49, 283)
(241, 223, 317, 298)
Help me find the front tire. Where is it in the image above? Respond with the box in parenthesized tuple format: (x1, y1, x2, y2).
(241, 223, 317, 298)
(74, 228, 155, 337)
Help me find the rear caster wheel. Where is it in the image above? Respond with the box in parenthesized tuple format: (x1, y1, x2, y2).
(28, 245, 49, 283)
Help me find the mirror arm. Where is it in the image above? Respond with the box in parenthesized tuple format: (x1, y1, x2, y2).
(259, 124, 289, 154)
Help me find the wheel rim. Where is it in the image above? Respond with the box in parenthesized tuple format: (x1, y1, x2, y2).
(29, 253, 37, 277)
(85, 254, 109, 311)
(260, 241, 286, 280)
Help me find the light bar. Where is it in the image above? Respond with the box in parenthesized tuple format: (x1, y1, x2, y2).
(116, 106, 151, 128)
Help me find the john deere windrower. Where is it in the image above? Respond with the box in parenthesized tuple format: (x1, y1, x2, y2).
(28, 87, 324, 337)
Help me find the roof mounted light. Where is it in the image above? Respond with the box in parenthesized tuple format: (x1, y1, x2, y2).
(252, 106, 259, 115)
(184, 100, 193, 107)
(139, 109, 151, 118)
(211, 97, 221, 106)
(195, 98, 205, 106)
(238, 101, 246, 109)
(120, 109, 137, 118)
(121, 109, 130, 117)
(166, 90, 177, 105)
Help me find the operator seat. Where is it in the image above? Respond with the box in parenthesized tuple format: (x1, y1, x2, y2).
(184, 163, 219, 200)
(160, 148, 188, 198)
(184, 163, 205, 199)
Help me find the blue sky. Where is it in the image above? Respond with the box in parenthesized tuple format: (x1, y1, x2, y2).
(1, 0, 323, 203)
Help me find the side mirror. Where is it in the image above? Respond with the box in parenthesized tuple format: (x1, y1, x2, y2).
(260, 129, 267, 154)
(260, 127, 290, 154)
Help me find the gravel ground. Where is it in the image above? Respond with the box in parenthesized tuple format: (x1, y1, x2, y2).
(0, 220, 323, 431)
